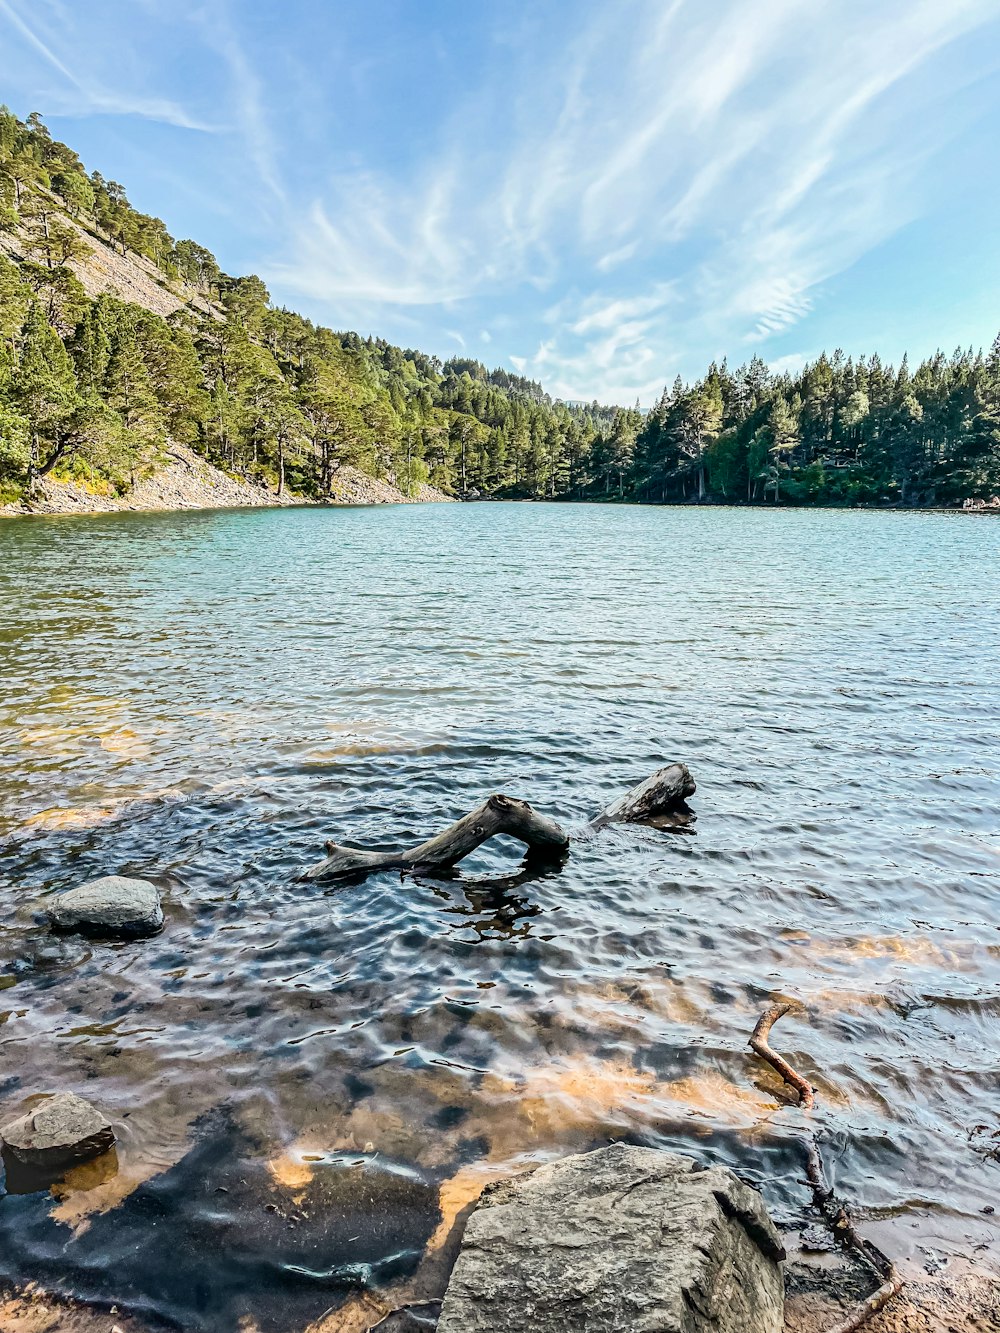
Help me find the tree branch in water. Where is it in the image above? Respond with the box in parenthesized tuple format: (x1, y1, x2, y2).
(301, 762, 696, 883)
(301, 794, 570, 882)
(749, 1002, 816, 1108)
(748, 1002, 905, 1331)
(588, 762, 696, 829)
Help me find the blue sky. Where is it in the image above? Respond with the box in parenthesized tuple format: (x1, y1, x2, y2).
(2, 0, 999, 405)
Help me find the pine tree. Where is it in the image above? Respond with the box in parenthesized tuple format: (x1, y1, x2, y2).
(766, 395, 801, 502)
(10, 300, 80, 491)
(103, 310, 163, 461)
(70, 296, 114, 393)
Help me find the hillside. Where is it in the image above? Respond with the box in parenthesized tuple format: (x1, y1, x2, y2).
(0, 108, 612, 512)
(0, 107, 997, 511)
(0, 195, 202, 320)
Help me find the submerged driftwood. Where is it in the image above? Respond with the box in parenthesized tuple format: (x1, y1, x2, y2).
(587, 760, 695, 830)
(301, 762, 695, 883)
(747, 1004, 905, 1333)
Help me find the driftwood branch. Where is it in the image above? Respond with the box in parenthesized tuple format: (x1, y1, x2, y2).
(368, 1299, 442, 1331)
(301, 794, 570, 883)
(589, 762, 696, 829)
(748, 1003, 904, 1332)
(807, 1135, 904, 1333)
(302, 762, 696, 883)
(804, 1140, 893, 1283)
(749, 1002, 816, 1108)
(823, 1274, 906, 1333)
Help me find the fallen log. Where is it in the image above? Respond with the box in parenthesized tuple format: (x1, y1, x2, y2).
(301, 762, 696, 883)
(589, 762, 696, 829)
(301, 794, 570, 883)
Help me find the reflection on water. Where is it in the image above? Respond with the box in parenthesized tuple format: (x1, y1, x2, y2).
(1, 503, 999, 1329)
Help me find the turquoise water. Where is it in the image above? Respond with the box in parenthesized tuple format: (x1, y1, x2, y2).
(1, 503, 998, 1329)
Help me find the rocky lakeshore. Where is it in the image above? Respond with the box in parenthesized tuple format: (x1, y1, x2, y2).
(0, 443, 454, 517)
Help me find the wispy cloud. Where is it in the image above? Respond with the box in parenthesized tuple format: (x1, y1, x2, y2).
(0, 0, 217, 130)
(194, 2, 288, 211)
(570, 286, 677, 336)
(261, 0, 997, 400)
(5, 0, 997, 402)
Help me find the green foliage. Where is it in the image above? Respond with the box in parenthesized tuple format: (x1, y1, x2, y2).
(51, 167, 95, 216)
(629, 347, 1000, 506)
(0, 400, 30, 482)
(0, 106, 997, 511)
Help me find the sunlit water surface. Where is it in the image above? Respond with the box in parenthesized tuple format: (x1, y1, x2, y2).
(1, 503, 998, 1330)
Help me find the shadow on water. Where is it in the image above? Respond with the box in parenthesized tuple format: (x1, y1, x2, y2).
(422, 859, 566, 943)
(0, 1109, 445, 1332)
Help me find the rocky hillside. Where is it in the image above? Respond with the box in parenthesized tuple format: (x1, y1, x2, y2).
(0, 174, 454, 514)
(0, 197, 211, 321)
(0, 108, 614, 513)
(0, 443, 452, 516)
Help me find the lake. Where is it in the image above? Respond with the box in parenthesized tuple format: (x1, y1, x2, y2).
(1, 502, 998, 1330)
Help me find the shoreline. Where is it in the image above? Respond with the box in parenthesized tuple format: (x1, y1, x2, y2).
(3, 457, 995, 520)
(0, 443, 454, 519)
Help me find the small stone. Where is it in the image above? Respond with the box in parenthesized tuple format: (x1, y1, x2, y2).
(0, 1091, 115, 1169)
(46, 875, 163, 938)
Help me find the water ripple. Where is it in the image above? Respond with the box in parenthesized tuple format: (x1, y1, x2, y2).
(1, 503, 999, 1329)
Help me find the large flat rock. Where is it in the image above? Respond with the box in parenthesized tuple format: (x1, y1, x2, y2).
(46, 875, 163, 938)
(1, 1092, 115, 1169)
(437, 1144, 785, 1333)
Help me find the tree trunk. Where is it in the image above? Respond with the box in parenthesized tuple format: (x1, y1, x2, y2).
(36, 438, 69, 481)
(588, 762, 696, 829)
(698, 436, 705, 501)
(26, 431, 39, 499)
(321, 438, 331, 496)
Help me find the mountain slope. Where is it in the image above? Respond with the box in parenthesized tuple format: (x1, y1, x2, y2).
(0, 192, 209, 320)
(0, 107, 610, 512)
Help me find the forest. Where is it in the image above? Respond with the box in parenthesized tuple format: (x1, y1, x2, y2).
(1, 108, 998, 508)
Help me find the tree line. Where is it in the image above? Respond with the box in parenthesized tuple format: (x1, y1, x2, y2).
(621, 345, 1000, 507)
(1, 107, 997, 507)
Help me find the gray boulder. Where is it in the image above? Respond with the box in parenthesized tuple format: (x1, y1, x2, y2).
(1, 1092, 115, 1169)
(437, 1144, 784, 1333)
(46, 874, 163, 938)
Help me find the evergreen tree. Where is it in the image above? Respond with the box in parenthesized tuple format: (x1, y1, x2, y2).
(10, 301, 80, 491)
(103, 309, 163, 453)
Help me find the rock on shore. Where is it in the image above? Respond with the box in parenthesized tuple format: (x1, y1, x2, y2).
(437, 1144, 785, 1333)
(0, 1092, 115, 1169)
(46, 875, 163, 938)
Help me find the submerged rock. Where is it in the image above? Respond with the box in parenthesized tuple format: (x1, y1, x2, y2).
(1, 1092, 116, 1170)
(46, 875, 163, 938)
(437, 1143, 785, 1333)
